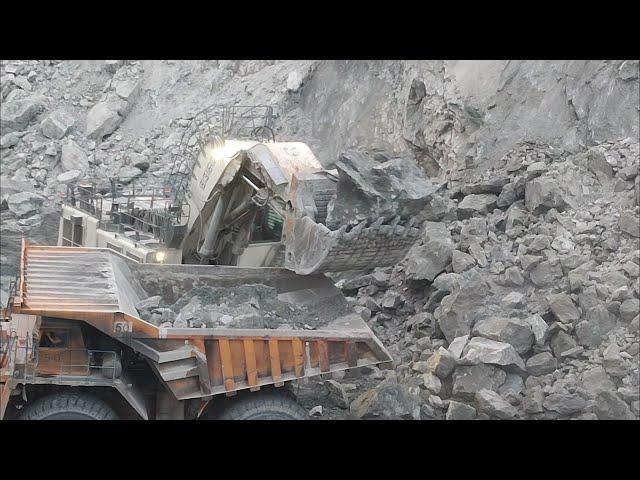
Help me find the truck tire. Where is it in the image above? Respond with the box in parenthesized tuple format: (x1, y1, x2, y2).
(216, 391, 308, 420)
(19, 392, 119, 420)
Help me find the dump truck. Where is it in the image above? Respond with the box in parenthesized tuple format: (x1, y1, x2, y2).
(57, 104, 423, 274)
(0, 240, 392, 420)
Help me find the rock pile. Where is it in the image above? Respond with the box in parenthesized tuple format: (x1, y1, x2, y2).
(324, 139, 639, 420)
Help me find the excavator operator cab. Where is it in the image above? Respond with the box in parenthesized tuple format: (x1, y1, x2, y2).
(250, 206, 283, 243)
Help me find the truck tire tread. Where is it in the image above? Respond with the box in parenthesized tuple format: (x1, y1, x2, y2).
(19, 392, 118, 420)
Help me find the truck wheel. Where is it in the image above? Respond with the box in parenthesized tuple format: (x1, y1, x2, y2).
(19, 392, 119, 420)
(216, 391, 308, 420)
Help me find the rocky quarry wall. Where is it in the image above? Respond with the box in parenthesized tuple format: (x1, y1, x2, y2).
(1, 59, 638, 420)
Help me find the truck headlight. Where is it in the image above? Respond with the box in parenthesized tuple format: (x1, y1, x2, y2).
(155, 251, 166, 263)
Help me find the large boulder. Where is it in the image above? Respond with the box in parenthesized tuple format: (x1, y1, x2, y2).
(452, 363, 507, 400)
(543, 393, 587, 416)
(0, 95, 46, 133)
(594, 391, 636, 420)
(445, 400, 476, 420)
(460, 337, 526, 371)
(526, 352, 557, 376)
(61, 140, 89, 173)
(85, 101, 124, 141)
(435, 269, 489, 342)
(426, 346, 457, 378)
(7, 192, 45, 218)
(349, 377, 421, 420)
(619, 210, 640, 237)
(405, 240, 453, 282)
(472, 317, 534, 355)
(40, 109, 75, 139)
(525, 177, 568, 214)
(548, 293, 581, 324)
(457, 194, 497, 219)
(475, 389, 519, 420)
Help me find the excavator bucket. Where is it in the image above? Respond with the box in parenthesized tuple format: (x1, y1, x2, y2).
(284, 215, 423, 274)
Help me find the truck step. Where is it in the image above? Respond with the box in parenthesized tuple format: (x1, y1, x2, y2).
(129, 339, 194, 364)
(156, 358, 199, 382)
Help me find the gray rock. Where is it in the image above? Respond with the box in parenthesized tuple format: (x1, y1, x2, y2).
(349, 377, 421, 420)
(7, 192, 44, 218)
(325, 380, 351, 408)
(585, 149, 614, 180)
(56, 170, 82, 185)
(461, 337, 526, 371)
(602, 343, 628, 378)
(498, 373, 525, 404)
(426, 346, 457, 378)
(422, 372, 442, 394)
(435, 270, 488, 342)
(41, 110, 75, 139)
(529, 261, 564, 288)
(523, 387, 545, 414)
(619, 211, 640, 237)
(0, 95, 46, 133)
(548, 293, 581, 323)
(447, 335, 470, 360)
(503, 292, 524, 308)
(525, 177, 568, 214)
(0, 131, 25, 149)
(118, 166, 143, 184)
(619, 299, 639, 322)
(458, 194, 497, 219)
(475, 389, 519, 419)
(594, 391, 636, 420)
(85, 102, 123, 141)
(452, 250, 476, 273)
(472, 317, 534, 355)
(543, 393, 587, 416)
(113, 78, 141, 104)
(405, 240, 453, 282)
(581, 366, 616, 398)
(550, 330, 578, 357)
(524, 314, 549, 346)
(575, 305, 615, 348)
(104, 60, 124, 73)
(61, 140, 89, 173)
(445, 400, 476, 420)
(526, 352, 557, 376)
(135, 296, 162, 311)
(452, 364, 507, 400)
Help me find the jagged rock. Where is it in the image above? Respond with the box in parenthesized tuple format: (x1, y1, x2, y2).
(503, 292, 524, 308)
(529, 260, 564, 288)
(526, 352, 557, 376)
(432, 273, 461, 293)
(458, 194, 497, 219)
(575, 305, 615, 348)
(525, 177, 568, 214)
(7, 192, 44, 218)
(524, 314, 549, 346)
(461, 337, 526, 371)
(0, 94, 46, 133)
(523, 387, 545, 414)
(548, 293, 581, 324)
(405, 240, 453, 282)
(61, 140, 89, 173)
(451, 250, 475, 273)
(475, 389, 519, 419)
(581, 366, 616, 398)
(381, 291, 404, 310)
(104, 60, 124, 73)
(40, 109, 75, 139)
(426, 346, 457, 378)
(0, 131, 25, 149)
(619, 211, 640, 237)
(602, 343, 628, 378)
(550, 330, 578, 358)
(452, 364, 507, 400)
(543, 393, 587, 416)
(85, 101, 123, 141)
(118, 166, 143, 183)
(619, 299, 639, 322)
(135, 296, 162, 311)
(448, 335, 470, 359)
(113, 78, 141, 104)
(422, 373, 442, 394)
(594, 392, 636, 420)
(435, 270, 488, 342)
(325, 380, 352, 408)
(56, 170, 82, 185)
(472, 317, 534, 355)
(349, 378, 421, 420)
(445, 400, 476, 420)
(585, 149, 614, 180)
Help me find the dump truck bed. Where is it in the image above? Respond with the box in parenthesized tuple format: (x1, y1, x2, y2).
(11, 241, 391, 400)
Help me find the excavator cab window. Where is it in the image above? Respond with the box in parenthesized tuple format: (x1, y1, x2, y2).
(250, 206, 283, 243)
